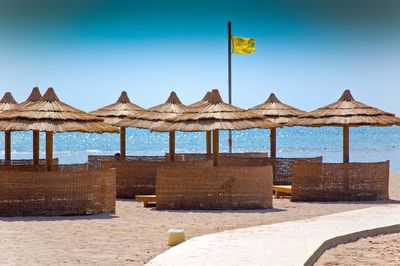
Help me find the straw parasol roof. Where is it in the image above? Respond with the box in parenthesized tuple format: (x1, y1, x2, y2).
(0, 87, 118, 133)
(152, 89, 281, 132)
(189, 91, 211, 108)
(118, 91, 188, 129)
(288, 90, 400, 127)
(90, 91, 144, 125)
(250, 93, 307, 125)
(17, 87, 42, 108)
(0, 92, 18, 112)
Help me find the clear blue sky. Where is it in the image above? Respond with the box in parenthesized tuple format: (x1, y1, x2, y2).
(0, 0, 399, 114)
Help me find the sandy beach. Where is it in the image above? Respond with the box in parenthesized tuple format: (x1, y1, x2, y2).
(0, 173, 398, 266)
(315, 232, 400, 266)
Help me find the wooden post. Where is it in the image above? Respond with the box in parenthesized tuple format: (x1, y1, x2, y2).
(120, 126, 126, 160)
(343, 126, 350, 163)
(33, 130, 40, 166)
(270, 128, 277, 158)
(4, 130, 11, 161)
(169, 130, 175, 162)
(213, 129, 219, 167)
(46, 131, 53, 171)
(206, 130, 212, 156)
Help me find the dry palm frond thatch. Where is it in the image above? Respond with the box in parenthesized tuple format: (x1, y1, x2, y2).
(152, 89, 280, 132)
(0, 92, 18, 112)
(90, 91, 144, 126)
(288, 90, 400, 127)
(118, 91, 188, 129)
(189, 91, 211, 108)
(250, 93, 307, 125)
(16, 87, 42, 109)
(0, 87, 118, 133)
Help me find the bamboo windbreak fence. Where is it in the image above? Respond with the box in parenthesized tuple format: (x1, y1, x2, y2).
(90, 153, 319, 199)
(0, 166, 116, 216)
(101, 159, 212, 198)
(0, 158, 59, 166)
(291, 161, 389, 201)
(156, 165, 273, 210)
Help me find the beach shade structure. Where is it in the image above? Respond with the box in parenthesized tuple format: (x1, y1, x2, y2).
(17, 87, 43, 165)
(288, 89, 400, 163)
(152, 89, 281, 166)
(0, 92, 18, 161)
(189, 91, 213, 156)
(0, 87, 118, 170)
(118, 91, 188, 162)
(250, 93, 307, 158)
(90, 91, 144, 159)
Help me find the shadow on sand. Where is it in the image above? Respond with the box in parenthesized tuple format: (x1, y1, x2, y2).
(0, 212, 119, 222)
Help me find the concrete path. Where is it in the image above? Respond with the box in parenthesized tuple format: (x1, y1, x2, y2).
(147, 205, 400, 266)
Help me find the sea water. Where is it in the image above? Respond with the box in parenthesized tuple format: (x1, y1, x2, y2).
(1, 126, 399, 171)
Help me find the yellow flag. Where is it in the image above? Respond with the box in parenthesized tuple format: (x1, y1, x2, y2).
(231, 36, 256, 54)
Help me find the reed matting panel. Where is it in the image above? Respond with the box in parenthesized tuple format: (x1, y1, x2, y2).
(292, 161, 389, 201)
(0, 167, 116, 216)
(269, 157, 323, 185)
(101, 160, 212, 198)
(156, 165, 273, 210)
(0, 158, 59, 166)
(88, 155, 165, 169)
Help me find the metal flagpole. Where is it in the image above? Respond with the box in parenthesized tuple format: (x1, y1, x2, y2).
(228, 21, 232, 153)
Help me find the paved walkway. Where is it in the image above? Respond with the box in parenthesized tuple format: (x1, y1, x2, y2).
(147, 205, 400, 266)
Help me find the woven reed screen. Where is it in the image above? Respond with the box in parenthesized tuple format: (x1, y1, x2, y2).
(101, 160, 212, 198)
(218, 156, 323, 185)
(156, 165, 273, 210)
(292, 161, 389, 201)
(0, 158, 59, 166)
(0, 166, 116, 216)
(165, 152, 268, 162)
(268, 157, 323, 185)
(88, 155, 165, 169)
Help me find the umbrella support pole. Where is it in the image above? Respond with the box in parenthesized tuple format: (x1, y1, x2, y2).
(120, 126, 126, 160)
(343, 126, 350, 163)
(46, 131, 53, 171)
(213, 129, 219, 167)
(4, 130, 11, 161)
(169, 131, 175, 162)
(206, 130, 212, 156)
(270, 128, 276, 158)
(33, 130, 40, 167)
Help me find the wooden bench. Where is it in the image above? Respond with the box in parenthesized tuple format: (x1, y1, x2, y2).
(135, 195, 157, 207)
(273, 185, 292, 198)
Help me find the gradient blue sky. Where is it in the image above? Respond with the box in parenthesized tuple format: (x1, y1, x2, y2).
(0, 0, 399, 113)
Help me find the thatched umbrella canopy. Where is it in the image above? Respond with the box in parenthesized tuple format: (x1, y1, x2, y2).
(90, 91, 144, 159)
(288, 89, 400, 163)
(17, 87, 43, 165)
(152, 89, 281, 166)
(0, 87, 118, 170)
(189, 91, 211, 108)
(118, 91, 188, 161)
(189, 91, 213, 155)
(0, 92, 18, 111)
(0, 92, 18, 161)
(250, 93, 307, 158)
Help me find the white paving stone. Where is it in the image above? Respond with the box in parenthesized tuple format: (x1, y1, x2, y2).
(146, 205, 400, 266)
